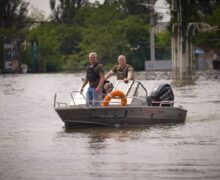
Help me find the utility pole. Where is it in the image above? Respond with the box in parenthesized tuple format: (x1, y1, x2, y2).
(140, 0, 156, 70)
(149, 0, 155, 70)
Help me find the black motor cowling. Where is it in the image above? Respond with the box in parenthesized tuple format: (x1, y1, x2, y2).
(148, 83, 174, 107)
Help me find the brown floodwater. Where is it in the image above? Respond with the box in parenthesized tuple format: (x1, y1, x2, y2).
(0, 73, 220, 180)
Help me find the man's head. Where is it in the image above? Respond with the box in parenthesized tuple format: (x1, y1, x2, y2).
(89, 52, 97, 65)
(118, 55, 126, 67)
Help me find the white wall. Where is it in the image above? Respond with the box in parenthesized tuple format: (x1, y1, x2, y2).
(145, 60, 172, 71)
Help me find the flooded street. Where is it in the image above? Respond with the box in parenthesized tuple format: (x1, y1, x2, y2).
(0, 73, 220, 180)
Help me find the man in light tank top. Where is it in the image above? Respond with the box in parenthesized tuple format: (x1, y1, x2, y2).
(105, 55, 134, 83)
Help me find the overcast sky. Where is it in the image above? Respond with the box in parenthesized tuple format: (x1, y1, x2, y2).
(25, 0, 170, 21)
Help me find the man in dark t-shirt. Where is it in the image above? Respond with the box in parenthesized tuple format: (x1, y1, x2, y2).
(80, 52, 105, 106)
(105, 55, 134, 82)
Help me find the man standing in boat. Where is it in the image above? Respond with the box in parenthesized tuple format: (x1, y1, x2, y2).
(80, 52, 105, 106)
(105, 55, 134, 83)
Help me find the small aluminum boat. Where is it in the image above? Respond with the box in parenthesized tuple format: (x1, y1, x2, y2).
(54, 80, 187, 127)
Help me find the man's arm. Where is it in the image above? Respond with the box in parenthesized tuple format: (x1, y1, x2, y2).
(105, 70, 114, 80)
(80, 79, 88, 93)
(96, 72, 105, 93)
(123, 65, 134, 82)
(127, 70, 134, 80)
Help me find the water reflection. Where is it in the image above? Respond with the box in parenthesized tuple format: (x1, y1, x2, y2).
(172, 79, 196, 87)
(63, 123, 186, 146)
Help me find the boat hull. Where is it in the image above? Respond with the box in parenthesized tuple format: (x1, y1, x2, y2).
(55, 106, 187, 127)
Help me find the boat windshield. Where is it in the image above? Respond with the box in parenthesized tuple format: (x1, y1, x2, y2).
(69, 80, 147, 106)
(113, 80, 133, 95)
(110, 80, 148, 105)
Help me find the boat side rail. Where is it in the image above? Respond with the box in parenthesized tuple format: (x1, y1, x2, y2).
(70, 91, 133, 107)
(69, 90, 116, 107)
(54, 91, 88, 108)
(70, 90, 88, 106)
(69, 94, 149, 106)
(54, 93, 68, 108)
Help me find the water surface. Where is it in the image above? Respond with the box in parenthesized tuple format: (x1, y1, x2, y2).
(0, 73, 220, 180)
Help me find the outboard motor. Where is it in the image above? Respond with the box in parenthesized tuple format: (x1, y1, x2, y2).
(148, 83, 174, 107)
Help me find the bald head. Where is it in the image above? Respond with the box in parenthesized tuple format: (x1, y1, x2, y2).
(118, 55, 126, 67)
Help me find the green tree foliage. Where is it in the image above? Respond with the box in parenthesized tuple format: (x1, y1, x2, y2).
(122, 16, 150, 70)
(104, 0, 154, 15)
(156, 31, 170, 47)
(33, 1, 154, 71)
(1, 0, 172, 72)
(29, 7, 46, 22)
(193, 32, 220, 49)
(49, 0, 88, 23)
(209, 5, 220, 27)
(0, 0, 29, 29)
(71, 4, 150, 70)
(155, 31, 171, 60)
(77, 5, 128, 67)
(193, 5, 220, 49)
(167, 0, 220, 23)
(167, 0, 220, 48)
(27, 24, 82, 72)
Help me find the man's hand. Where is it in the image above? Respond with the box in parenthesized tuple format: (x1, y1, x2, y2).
(123, 78, 129, 83)
(95, 87, 100, 93)
(80, 88, 84, 93)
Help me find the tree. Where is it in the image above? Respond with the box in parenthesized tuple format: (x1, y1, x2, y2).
(49, 0, 88, 23)
(29, 7, 46, 22)
(59, 26, 81, 55)
(121, 16, 150, 70)
(27, 24, 63, 72)
(74, 4, 150, 70)
(104, 0, 153, 15)
(166, 0, 220, 82)
(193, 5, 220, 49)
(155, 31, 171, 60)
(0, 0, 29, 29)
